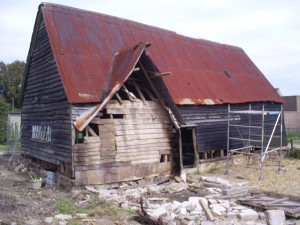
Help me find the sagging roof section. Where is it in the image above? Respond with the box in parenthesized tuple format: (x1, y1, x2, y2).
(74, 42, 148, 131)
(39, 3, 282, 104)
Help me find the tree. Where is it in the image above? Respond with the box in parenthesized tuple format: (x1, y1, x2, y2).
(0, 96, 9, 144)
(0, 60, 25, 109)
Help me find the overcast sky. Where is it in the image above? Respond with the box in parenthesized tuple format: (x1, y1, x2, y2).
(0, 0, 299, 96)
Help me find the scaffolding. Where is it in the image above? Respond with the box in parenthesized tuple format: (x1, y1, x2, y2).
(226, 104, 283, 179)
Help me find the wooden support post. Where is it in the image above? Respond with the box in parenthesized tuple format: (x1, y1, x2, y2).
(122, 85, 134, 102)
(204, 152, 208, 160)
(179, 129, 183, 173)
(115, 93, 123, 105)
(192, 127, 199, 168)
(143, 86, 156, 101)
(133, 81, 147, 105)
(150, 72, 172, 79)
(220, 149, 224, 158)
(139, 62, 165, 106)
(86, 125, 98, 137)
(164, 154, 168, 162)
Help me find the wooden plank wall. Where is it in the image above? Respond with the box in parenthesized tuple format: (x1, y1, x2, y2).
(74, 100, 176, 185)
(21, 18, 72, 167)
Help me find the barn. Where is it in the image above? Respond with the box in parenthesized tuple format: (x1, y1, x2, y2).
(21, 3, 286, 185)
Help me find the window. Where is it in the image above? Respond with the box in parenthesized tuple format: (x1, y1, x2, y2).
(32, 125, 51, 142)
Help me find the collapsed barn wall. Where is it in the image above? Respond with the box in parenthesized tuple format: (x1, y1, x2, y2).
(72, 100, 176, 185)
(21, 18, 72, 171)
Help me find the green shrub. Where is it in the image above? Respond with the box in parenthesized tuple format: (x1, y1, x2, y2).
(0, 97, 10, 144)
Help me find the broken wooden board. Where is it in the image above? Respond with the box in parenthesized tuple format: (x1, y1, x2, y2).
(238, 194, 300, 218)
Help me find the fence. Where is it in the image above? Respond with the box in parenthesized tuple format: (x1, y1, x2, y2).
(6, 122, 21, 153)
(286, 128, 300, 141)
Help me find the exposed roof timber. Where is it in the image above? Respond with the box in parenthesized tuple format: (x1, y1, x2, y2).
(74, 42, 148, 131)
(150, 72, 172, 79)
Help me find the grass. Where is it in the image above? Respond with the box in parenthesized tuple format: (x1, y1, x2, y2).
(56, 196, 99, 215)
(0, 144, 6, 151)
(56, 196, 136, 225)
(287, 149, 300, 160)
(287, 132, 300, 142)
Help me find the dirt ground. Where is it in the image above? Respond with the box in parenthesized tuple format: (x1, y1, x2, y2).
(0, 155, 139, 225)
(0, 155, 63, 224)
(203, 156, 300, 198)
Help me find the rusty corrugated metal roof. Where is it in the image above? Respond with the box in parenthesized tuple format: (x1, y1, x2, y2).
(38, 3, 283, 104)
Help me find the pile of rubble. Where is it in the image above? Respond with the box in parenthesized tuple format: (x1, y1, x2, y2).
(84, 174, 296, 225)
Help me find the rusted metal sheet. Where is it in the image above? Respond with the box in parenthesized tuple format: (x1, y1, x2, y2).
(74, 42, 147, 131)
(40, 3, 283, 105)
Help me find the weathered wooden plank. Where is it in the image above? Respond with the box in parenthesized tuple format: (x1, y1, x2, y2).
(92, 118, 114, 125)
(105, 100, 162, 110)
(75, 169, 104, 185)
(74, 155, 100, 163)
(74, 161, 131, 171)
(116, 138, 174, 148)
(116, 145, 172, 152)
(106, 108, 167, 115)
(113, 118, 172, 126)
(74, 142, 100, 151)
(115, 132, 173, 142)
(74, 151, 100, 157)
(99, 123, 115, 150)
(98, 131, 115, 139)
(131, 159, 160, 165)
(114, 123, 172, 131)
(117, 142, 174, 152)
(116, 154, 160, 161)
(115, 128, 175, 136)
(86, 126, 98, 137)
(159, 149, 172, 155)
(74, 160, 101, 166)
(124, 114, 169, 120)
(100, 158, 116, 164)
(100, 150, 117, 157)
(83, 136, 100, 143)
(117, 150, 159, 157)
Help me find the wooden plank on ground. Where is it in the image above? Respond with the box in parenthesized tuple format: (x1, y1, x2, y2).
(199, 198, 215, 221)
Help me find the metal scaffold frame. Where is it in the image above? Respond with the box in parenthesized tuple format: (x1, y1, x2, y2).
(226, 103, 283, 180)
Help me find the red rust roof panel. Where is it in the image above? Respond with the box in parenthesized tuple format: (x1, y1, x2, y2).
(40, 3, 283, 104)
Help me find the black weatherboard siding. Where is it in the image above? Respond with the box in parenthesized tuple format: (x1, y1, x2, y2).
(21, 18, 72, 165)
(178, 102, 287, 154)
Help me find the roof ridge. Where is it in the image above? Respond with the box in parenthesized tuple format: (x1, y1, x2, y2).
(40, 2, 242, 50)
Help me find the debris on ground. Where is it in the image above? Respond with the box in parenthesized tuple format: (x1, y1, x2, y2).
(1, 155, 300, 224)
